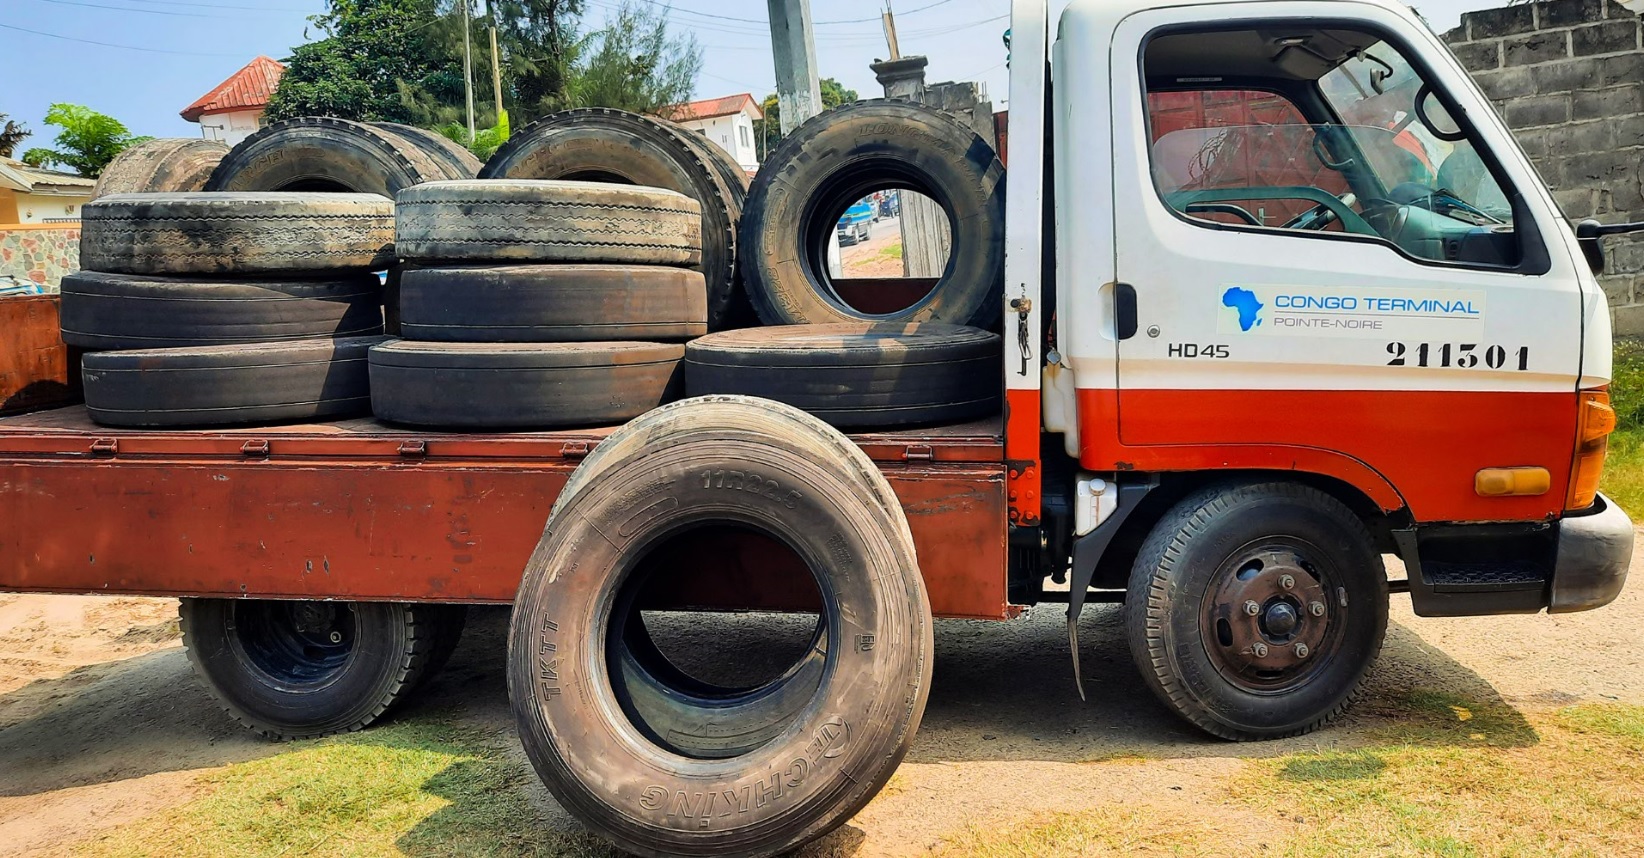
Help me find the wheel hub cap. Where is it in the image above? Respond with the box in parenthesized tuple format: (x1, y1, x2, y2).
(1201, 547, 1341, 691)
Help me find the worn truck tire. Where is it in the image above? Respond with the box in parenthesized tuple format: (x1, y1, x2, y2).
(398, 264, 706, 342)
(369, 340, 683, 429)
(82, 336, 384, 428)
(741, 100, 1005, 327)
(1124, 481, 1389, 741)
(80, 192, 395, 275)
(60, 270, 383, 350)
(204, 117, 460, 196)
(180, 598, 447, 740)
(371, 122, 483, 179)
(92, 138, 229, 199)
(685, 323, 1002, 427)
(507, 395, 931, 857)
(395, 179, 702, 266)
(480, 108, 746, 329)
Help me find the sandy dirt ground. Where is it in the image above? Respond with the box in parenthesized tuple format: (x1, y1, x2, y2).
(1, 544, 1640, 857)
(838, 216, 906, 279)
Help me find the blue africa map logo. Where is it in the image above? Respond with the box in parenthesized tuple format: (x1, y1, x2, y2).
(1222, 287, 1263, 331)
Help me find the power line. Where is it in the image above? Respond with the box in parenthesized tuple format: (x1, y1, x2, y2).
(27, 0, 222, 18)
(0, 21, 241, 55)
(111, 0, 314, 10)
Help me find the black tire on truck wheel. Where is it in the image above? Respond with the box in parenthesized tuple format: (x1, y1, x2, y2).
(479, 108, 747, 330)
(59, 270, 384, 350)
(740, 100, 1006, 327)
(685, 323, 1003, 428)
(1124, 481, 1389, 741)
(82, 336, 385, 428)
(507, 395, 932, 857)
(80, 192, 395, 276)
(370, 122, 483, 179)
(394, 179, 702, 266)
(368, 340, 684, 429)
(398, 264, 707, 343)
(413, 605, 470, 692)
(91, 138, 229, 199)
(204, 117, 461, 196)
(179, 598, 444, 740)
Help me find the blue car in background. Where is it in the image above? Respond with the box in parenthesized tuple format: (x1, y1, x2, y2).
(836, 199, 876, 245)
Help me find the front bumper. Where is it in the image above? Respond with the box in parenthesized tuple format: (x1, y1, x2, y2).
(1551, 492, 1633, 613)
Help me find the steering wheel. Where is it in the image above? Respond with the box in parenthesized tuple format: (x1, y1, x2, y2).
(1284, 193, 1358, 231)
(1165, 187, 1380, 237)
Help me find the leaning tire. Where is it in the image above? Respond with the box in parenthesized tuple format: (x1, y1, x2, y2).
(60, 270, 383, 350)
(369, 340, 683, 429)
(507, 395, 931, 857)
(1124, 481, 1389, 741)
(398, 264, 706, 342)
(685, 323, 1002, 428)
(204, 117, 461, 196)
(80, 192, 395, 275)
(394, 179, 702, 266)
(371, 122, 482, 179)
(180, 598, 444, 740)
(741, 100, 1005, 327)
(92, 138, 228, 199)
(480, 108, 746, 329)
(83, 336, 383, 428)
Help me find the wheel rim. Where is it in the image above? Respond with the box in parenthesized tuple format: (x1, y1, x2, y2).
(231, 601, 357, 689)
(1199, 540, 1347, 694)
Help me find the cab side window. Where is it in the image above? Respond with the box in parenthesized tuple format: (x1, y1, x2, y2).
(1144, 27, 1523, 268)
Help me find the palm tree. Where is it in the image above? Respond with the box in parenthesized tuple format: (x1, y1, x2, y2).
(0, 113, 30, 158)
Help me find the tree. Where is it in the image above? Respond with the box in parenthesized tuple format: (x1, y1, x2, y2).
(755, 78, 857, 160)
(560, 1, 699, 115)
(265, 0, 448, 124)
(20, 104, 151, 178)
(438, 109, 511, 160)
(0, 113, 28, 158)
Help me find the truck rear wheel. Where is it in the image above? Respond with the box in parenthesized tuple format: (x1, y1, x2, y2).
(1124, 482, 1388, 740)
(507, 396, 931, 857)
(179, 599, 459, 740)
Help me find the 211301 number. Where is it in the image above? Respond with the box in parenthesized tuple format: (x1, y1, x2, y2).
(1386, 342, 1528, 371)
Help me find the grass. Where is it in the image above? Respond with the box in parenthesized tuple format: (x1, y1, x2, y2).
(878, 241, 904, 261)
(936, 697, 1644, 858)
(72, 719, 614, 858)
(1601, 337, 1644, 511)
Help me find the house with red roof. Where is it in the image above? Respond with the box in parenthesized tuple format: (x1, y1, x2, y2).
(661, 93, 764, 172)
(180, 56, 285, 147)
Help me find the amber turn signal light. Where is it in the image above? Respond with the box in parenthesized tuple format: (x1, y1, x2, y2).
(1476, 467, 1551, 497)
(1567, 388, 1615, 511)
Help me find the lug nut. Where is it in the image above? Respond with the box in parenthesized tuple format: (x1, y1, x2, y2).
(1245, 600, 1261, 616)
(1295, 643, 1310, 659)
(329, 631, 343, 644)
(1310, 601, 1326, 617)
(1279, 574, 1295, 590)
(1253, 643, 1269, 657)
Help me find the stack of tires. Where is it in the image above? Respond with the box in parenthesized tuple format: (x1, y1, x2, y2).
(685, 100, 1008, 429)
(65, 192, 393, 428)
(368, 179, 707, 429)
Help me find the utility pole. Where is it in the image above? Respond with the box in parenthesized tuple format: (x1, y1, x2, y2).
(462, 0, 476, 141)
(882, 2, 901, 60)
(488, 0, 504, 120)
(767, 0, 821, 135)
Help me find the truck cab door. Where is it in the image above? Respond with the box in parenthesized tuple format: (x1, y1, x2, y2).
(1105, 1, 1595, 523)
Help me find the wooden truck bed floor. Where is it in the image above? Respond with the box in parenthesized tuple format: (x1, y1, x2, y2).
(0, 407, 1016, 620)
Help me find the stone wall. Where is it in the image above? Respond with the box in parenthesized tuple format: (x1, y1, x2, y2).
(1444, 0, 1644, 331)
(0, 225, 79, 292)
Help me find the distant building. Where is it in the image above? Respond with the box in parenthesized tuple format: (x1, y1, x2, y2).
(181, 56, 285, 146)
(662, 94, 763, 173)
(0, 158, 95, 224)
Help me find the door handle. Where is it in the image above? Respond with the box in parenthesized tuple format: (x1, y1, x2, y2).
(1115, 283, 1138, 340)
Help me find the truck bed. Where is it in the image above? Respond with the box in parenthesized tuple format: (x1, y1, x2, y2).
(0, 407, 1015, 619)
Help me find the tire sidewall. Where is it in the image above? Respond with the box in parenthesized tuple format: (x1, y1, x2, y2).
(1142, 490, 1387, 736)
(205, 120, 431, 196)
(511, 443, 925, 854)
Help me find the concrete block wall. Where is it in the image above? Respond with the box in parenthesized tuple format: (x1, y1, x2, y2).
(1445, 0, 1644, 332)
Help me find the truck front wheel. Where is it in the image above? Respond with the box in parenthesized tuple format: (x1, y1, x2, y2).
(179, 598, 463, 740)
(1124, 482, 1388, 740)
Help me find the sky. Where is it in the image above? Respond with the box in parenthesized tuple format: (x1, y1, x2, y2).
(1, 0, 1509, 153)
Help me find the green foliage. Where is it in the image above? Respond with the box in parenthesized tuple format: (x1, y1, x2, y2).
(438, 108, 511, 160)
(1600, 337, 1644, 512)
(18, 103, 151, 178)
(755, 78, 858, 161)
(560, 1, 700, 115)
(0, 112, 29, 158)
(265, 0, 449, 124)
